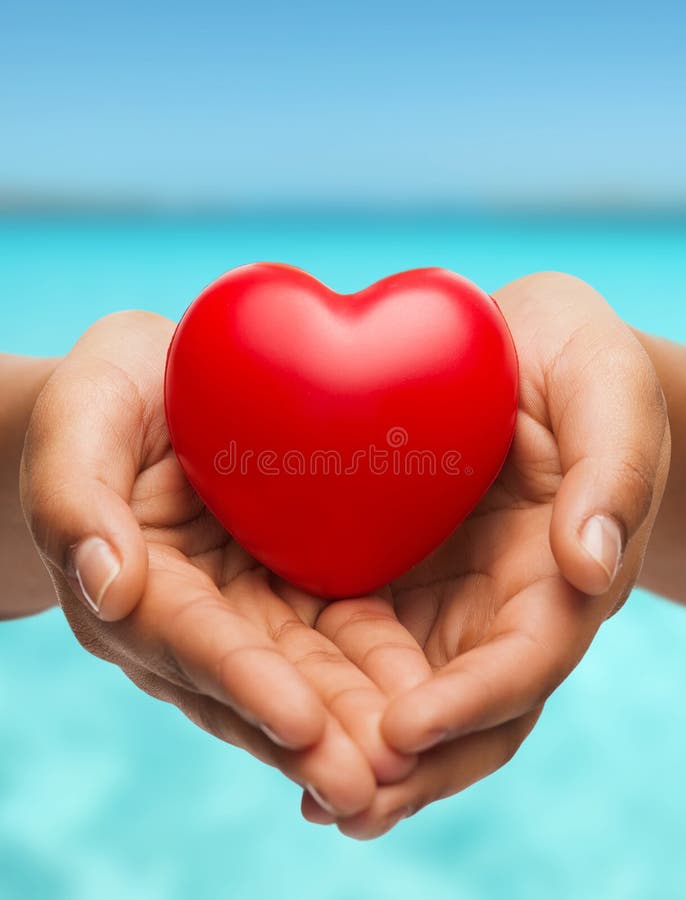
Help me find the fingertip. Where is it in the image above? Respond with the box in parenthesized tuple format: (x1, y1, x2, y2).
(339, 701, 418, 784)
(336, 809, 401, 841)
(254, 664, 328, 751)
(375, 747, 418, 785)
(97, 539, 149, 623)
(365, 713, 420, 781)
(301, 761, 375, 821)
(336, 821, 383, 841)
(381, 692, 441, 754)
(264, 697, 327, 752)
(282, 719, 379, 820)
(300, 789, 336, 825)
(70, 514, 149, 622)
(362, 719, 419, 782)
(326, 757, 377, 819)
(550, 467, 625, 597)
(574, 514, 624, 595)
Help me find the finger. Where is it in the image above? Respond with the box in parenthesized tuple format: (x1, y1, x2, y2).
(314, 592, 433, 696)
(335, 711, 540, 840)
(108, 546, 327, 751)
(125, 666, 376, 817)
(499, 273, 670, 596)
(19, 312, 174, 621)
(301, 791, 336, 825)
(268, 608, 418, 784)
(235, 576, 419, 783)
(189, 699, 376, 818)
(382, 575, 594, 753)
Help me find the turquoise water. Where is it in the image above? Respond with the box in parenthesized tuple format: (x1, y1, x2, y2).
(1, 213, 686, 900)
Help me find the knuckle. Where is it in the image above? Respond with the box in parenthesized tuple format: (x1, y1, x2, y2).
(90, 309, 162, 336)
(270, 617, 308, 643)
(294, 645, 346, 670)
(317, 603, 394, 641)
(82, 311, 175, 359)
(102, 309, 151, 328)
(358, 640, 425, 671)
(516, 272, 602, 325)
(214, 644, 256, 692)
(326, 684, 378, 711)
(215, 643, 279, 689)
(523, 270, 592, 299)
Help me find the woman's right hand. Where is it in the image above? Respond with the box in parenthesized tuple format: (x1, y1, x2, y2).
(20, 311, 423, 817)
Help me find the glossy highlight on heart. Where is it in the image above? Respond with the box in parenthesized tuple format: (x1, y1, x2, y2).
(164, 264, 519, 597)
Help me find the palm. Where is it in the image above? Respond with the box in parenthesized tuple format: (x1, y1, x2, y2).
(100, 297, 572, 777)
(126, 299, 589, 771)
(33, 271, 668, 835)
(129, 374, 580, 803)
(108, 299, 608, 816)
(126, 407, 428, 785)
(391, 400, 564, 669)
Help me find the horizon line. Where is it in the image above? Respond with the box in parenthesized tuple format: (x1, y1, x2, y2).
(2, 192, 686, 221)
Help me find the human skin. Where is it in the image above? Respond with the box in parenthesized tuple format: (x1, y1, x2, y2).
(629, 330, 686, 603)
(305, 273, 680, 837)
(2, 271, 684, 837)
(13, 315, 418, 819)
(0, 353, 58, 618)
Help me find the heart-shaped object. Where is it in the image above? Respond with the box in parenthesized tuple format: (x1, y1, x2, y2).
(164, 264, 518, 597)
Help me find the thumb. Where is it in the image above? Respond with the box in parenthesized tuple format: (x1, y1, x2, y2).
(20, 355, 149, 622)
(548, 325, 671, 598)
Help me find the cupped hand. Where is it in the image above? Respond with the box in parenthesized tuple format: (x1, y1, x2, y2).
(301, 272, 670, 838)
(20, 311, 433, 817)
(21, 272, 670, 838)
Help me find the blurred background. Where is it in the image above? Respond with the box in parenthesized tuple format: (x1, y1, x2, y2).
(1, 2, 685, 898)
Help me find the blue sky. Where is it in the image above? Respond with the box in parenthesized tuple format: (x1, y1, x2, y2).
(2, 0, 685, 207)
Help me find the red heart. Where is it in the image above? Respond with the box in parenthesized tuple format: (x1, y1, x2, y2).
(164, 264, 518, 597)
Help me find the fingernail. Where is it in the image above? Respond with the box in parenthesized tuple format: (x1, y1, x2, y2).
(579, 515, 623, 590)
(305, 784, 338, 817)
(260, 723, 297, 750)
(73, 537, 120, 617)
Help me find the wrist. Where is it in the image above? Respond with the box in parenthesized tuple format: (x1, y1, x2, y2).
(0, 355, 60, 454)
(0, 354, 61, 618)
